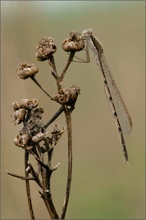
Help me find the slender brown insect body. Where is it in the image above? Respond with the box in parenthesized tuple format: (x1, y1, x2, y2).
(82, 29, 132, 163)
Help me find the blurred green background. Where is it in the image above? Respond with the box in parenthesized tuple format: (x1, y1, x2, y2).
(1, 1, 145, 219)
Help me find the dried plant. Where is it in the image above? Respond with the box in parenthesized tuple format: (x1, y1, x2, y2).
(7, 32, 84, 219)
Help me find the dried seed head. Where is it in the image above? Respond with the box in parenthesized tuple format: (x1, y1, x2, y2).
(53, 85, 80, 104)
(12, 101, 22, 111)
(13, 98, 38, 111)
(12, 108, 27, 124)
(32, 132, 48, 143)
(62, 32, 85, 52)
(14, 134, 31, 147)
(35, 37, 57, 61)
(17, 61, 39, 79)
(21, 98, 38, 109)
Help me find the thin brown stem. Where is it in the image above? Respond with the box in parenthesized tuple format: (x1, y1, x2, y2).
(49, 56, 61, 91)
(6, 171, 35, 180)
(40, 189, 59, 219)
(59, 52, 75, 83)
(27, 161, 44, 189)
(30, 76, 53, 100)
(39, 160, 59, 219)
(25, 151, 35, 219)
(28, 157, 59, 219)
(44, 106, 65, 129)
(60, 109, 73, 219)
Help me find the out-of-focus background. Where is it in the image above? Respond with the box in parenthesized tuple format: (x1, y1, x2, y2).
(1, 1, 145, 219)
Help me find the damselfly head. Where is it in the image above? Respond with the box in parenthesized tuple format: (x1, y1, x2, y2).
(82, 28, 93, 39)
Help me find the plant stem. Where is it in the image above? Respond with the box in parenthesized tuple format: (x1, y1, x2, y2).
(44, 106, 65, 129)
(25, 151, 35, 219)
(30, 76, 53, 100)
(59, 52, 75, 83)
(49, 56, 61, 91)
(60, 109, 73, 219)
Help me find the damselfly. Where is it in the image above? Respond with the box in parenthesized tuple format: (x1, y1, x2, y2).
(82, 28, 132, 163)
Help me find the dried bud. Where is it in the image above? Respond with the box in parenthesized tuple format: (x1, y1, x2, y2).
(21, 98, 38, 109)
(53, 85, 80, 105)
(35, 37, 57, 61)
(12, 98, 38, 113)
(32, 132, 48, 143)
(17, 61, 39, 79)
(62, 32, 85, 52)
(12, 108, 27, 124)
(12, 101, 22, 111)
(14, 134, 30, 147)
(14, 98, 38, 111)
